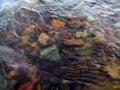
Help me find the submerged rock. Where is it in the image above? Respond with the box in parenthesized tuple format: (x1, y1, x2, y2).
(38, 33, 50, 46)
(63, 39, 84, 46)
(40, 45, 60, 61)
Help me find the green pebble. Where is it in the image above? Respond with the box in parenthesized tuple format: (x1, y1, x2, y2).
(40, 45, 60, 61)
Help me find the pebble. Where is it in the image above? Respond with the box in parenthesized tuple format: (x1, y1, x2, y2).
(22, 25, 36, 35)
(38, 33, 50, 46)
(63, 39, 84, 46)
(61, 30, 72, 39)
(31, 42, 40, 50)
(94, 33, 105, 42)
(21, 35, 30, 46)
(51, 19, 65, 28)
(48, 38, 56, 45)
(81, 30, 89, 38)
(68, 19, 83, 28)
(75, 31, 82, 38)
(87, 16, 96, 22)
(40, 45, 60, 61)
(102, 62, 120, 80)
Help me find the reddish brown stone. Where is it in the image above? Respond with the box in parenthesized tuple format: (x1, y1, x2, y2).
(63, 39, 84, 46)
(61, 30, 72, 39)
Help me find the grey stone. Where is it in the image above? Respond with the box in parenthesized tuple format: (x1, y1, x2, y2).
(40, 45, 61, 61)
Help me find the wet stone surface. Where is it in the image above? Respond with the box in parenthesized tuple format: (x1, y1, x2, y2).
(0, 0, 120, 90)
